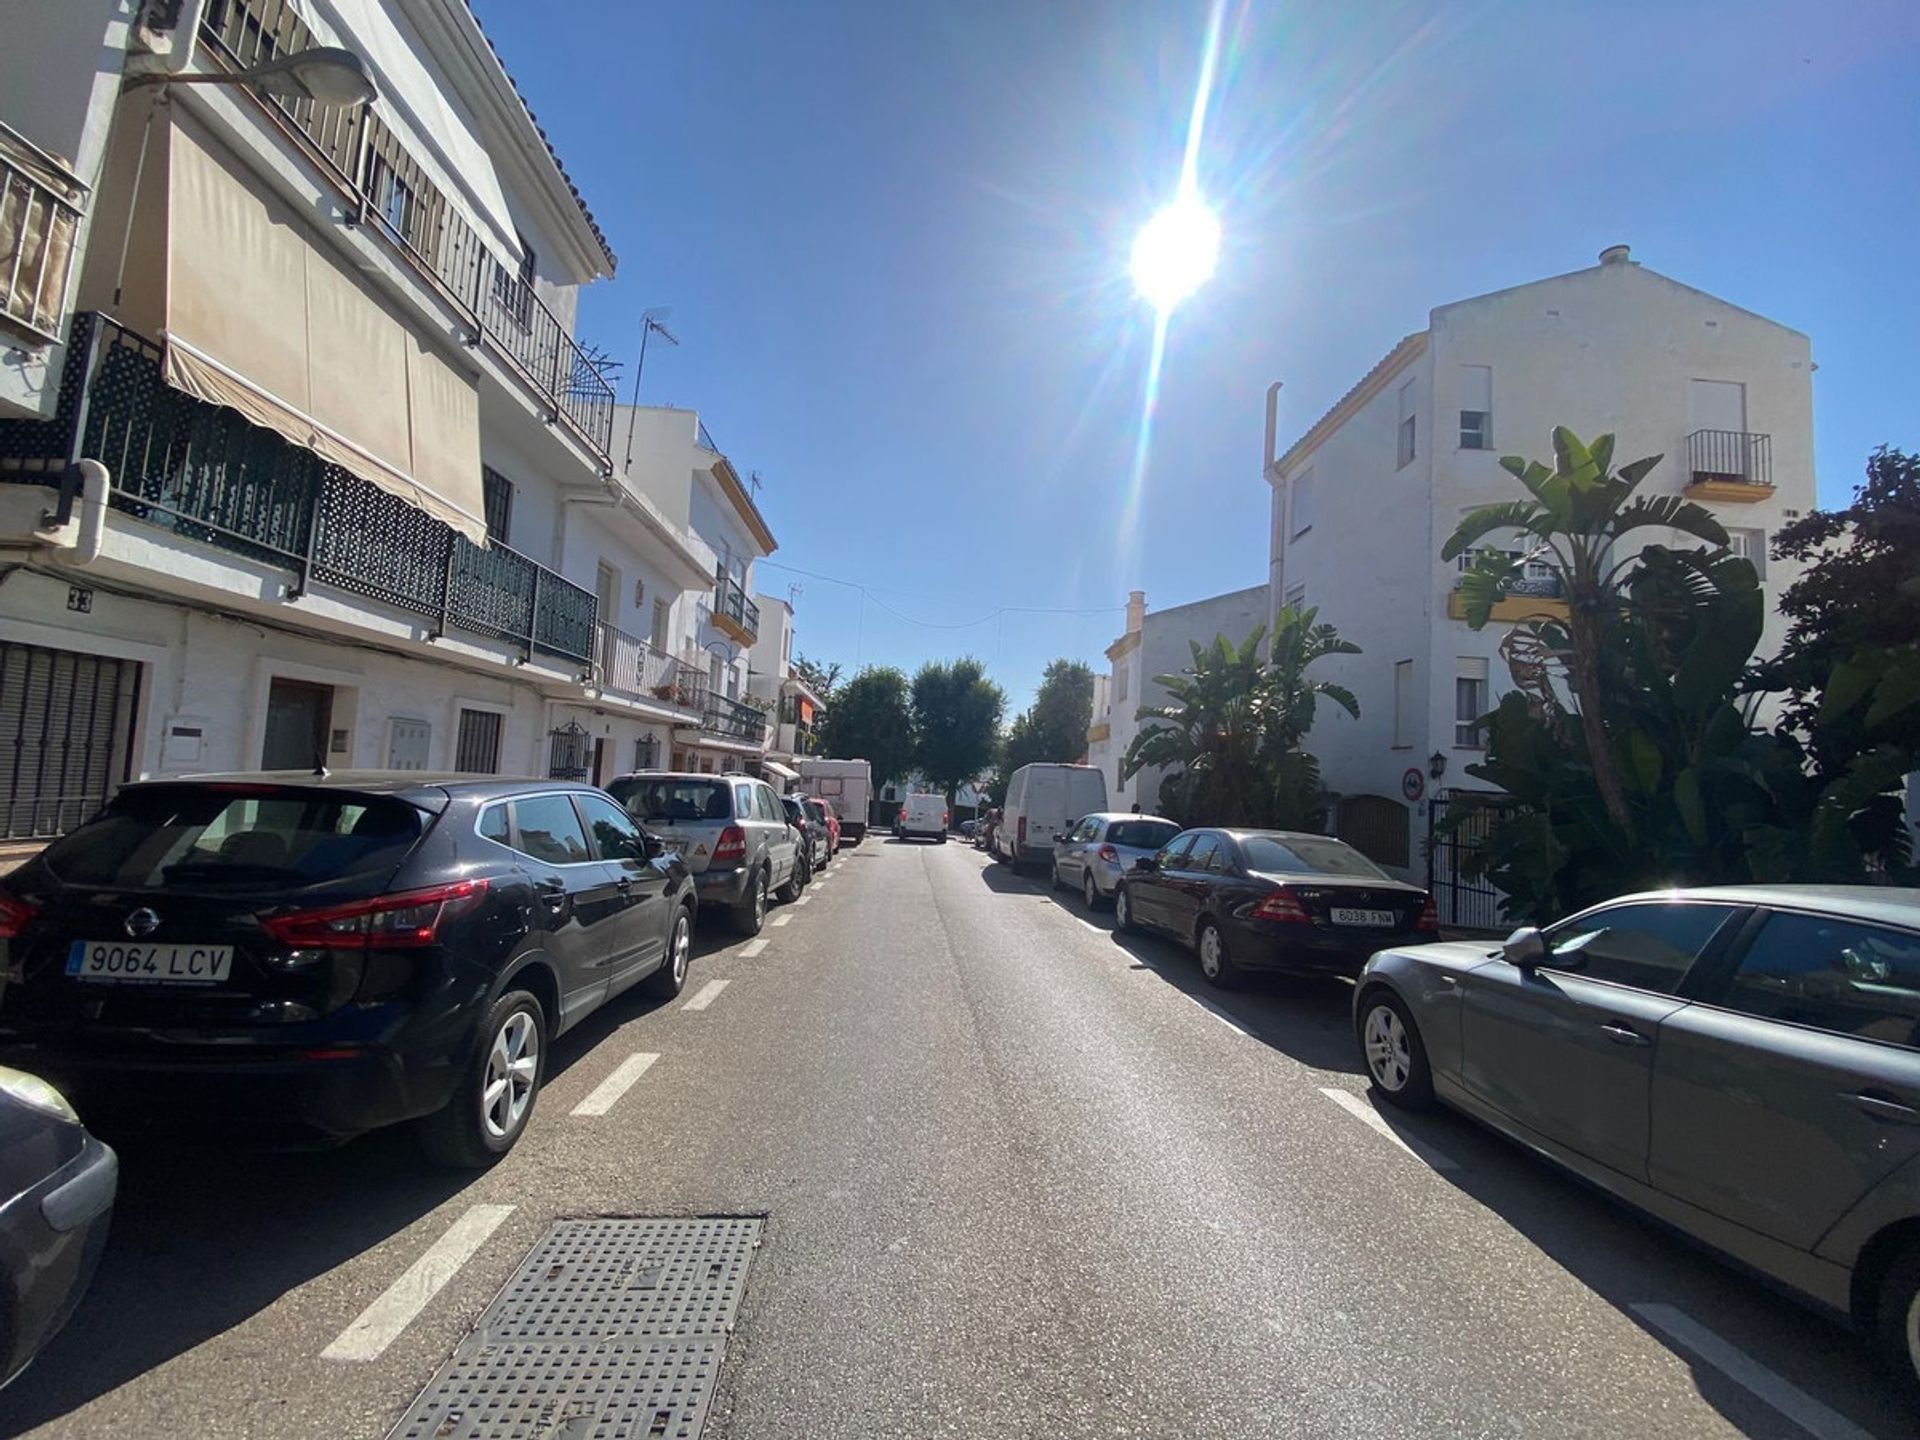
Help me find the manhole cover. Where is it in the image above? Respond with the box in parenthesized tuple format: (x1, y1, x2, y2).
(388, 1217, 762, 1440)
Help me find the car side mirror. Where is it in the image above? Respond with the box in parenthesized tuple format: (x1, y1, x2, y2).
(1503, 926, 1547, 968)
(1133, 856, 1157, 873)
(638, 830, 664, 861)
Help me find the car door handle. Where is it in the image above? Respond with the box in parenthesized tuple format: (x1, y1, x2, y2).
(1846, 1091, 1920, 1124)
(1598, 1021, 1650, 1047)
(615, 875, 632, 891)
(535, 879, 567, 909)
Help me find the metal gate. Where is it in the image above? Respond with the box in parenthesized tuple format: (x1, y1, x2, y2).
(0, 641, 141, 840)
(1426, 791, 1514, 932)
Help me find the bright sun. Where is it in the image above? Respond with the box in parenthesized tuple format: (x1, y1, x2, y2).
(1129, 190, 1221, 315)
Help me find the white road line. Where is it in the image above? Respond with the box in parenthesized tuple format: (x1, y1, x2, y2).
(741, 938, 769, 957)
(1074, 916, 1106, 936)
(1319, 1087, 1459, 1171)
(570, 1051, 659, 1117)
(682, 978, 730, 1011)
(771, 913, 794, 927)
(1630, 1304, 1877, 1440)
(1190, 994, 1257, 1039)
(321, 1203, 514, 1361)
(794, 896, 811, 907)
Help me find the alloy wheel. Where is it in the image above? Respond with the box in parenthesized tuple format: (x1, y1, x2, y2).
(1083, 870, 1098, 909)
(754, 871, 767, 924)
(481, 1010, 539, 1140)
(670, 914, 690, 986)
(1363, 1003, 1411, 1092)
(1116, 888, 1130, 927)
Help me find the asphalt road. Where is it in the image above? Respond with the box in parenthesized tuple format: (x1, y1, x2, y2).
(3, 838, 1916, 1439)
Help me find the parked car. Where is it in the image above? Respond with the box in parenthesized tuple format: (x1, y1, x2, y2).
(797, 759, 871, 844)
(1052, 812, 1181, 909)
(897, 793, 949, 843)
(608, 771, 805, 935)
(1355, 885, 1920, 1389)
(781, 795, 827, 874)
(959, 818, 978, 839)
(800, 795, 841, 858)
(1115, 828, 1434, 986)
(0, 774, 697, 1167)
(996, 763, 1107, 870)
(0, 1067, 116, 1388)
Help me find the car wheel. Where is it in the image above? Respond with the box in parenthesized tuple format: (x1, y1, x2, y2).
(643, 906, 693, 1000)
(777, 853, 807, 903)
(1083, 869, 1102, 911)
(734, 867, 769, 935)
(1873, 1242, 1920, 1393)
(1196, 919, 1241, 989)
(418, 988, 546, 1168)
(1114, 884, 1138, 934)
(1356, 988, 1436, 1110)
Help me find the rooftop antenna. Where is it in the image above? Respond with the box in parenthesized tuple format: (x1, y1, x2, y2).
(748, 469, 765, 499)
(623, 307, 679, 470)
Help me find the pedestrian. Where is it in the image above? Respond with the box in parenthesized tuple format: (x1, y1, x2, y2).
(1130, 802, 1142, 814)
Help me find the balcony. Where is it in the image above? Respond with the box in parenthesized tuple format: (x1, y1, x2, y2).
(704, 693, 768, 746)
(0, 313, 597, 665)
(0, 123, 86, 345)
(712, 568, 760, 645)
(597, 623, 682, 705)
(1447, 567, 1567, 623)
(1684, 428, 1774, 503)
(199, 0, 616, 460)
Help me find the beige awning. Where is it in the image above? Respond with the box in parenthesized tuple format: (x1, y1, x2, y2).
(761, 759, 799, 782)
(161, 116, 487, 543)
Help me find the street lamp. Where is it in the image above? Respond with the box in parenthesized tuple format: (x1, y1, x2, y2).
(1428, 751, 1448, 785)
(127, 46, 379, 108)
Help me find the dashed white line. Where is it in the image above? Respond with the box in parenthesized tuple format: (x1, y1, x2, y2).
(741, 938, 769, 957)
(682, 978, 730, 1011)
(1319, 1087, 1459, 1171)
(321, 1203, 514, 1361)
(570, 1051, 659, 1117)
(771, 914, 794, 927)
(1630, 1304, 1877, 1440)
(793, 896, 811, 907)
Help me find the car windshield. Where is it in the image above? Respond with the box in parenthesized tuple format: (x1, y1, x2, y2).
(38, 787, 426, 888)
(1106, 820, 1179, 849)
(1239, 835, 1387, 879)
(609, 777, 732, 823)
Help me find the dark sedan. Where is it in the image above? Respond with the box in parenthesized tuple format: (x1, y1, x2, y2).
(0, 1068, 116, 1389)
(0, 773, 696, 1166)
(1115, 828, 1435, 987)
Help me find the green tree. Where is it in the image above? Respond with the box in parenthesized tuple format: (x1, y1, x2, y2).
(1260, 606, 1362, 828)
(792, 652, 841, 699)
(818, 666, 914, 788)
(1444, 426, 1729, 832)
(911, 657, 1006, 798)
(998, 658, 1096, 782)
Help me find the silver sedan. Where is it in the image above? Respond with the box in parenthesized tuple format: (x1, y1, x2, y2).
(1050, 813, 1180, 910)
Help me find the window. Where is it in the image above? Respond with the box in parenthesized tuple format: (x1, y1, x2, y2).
(379, 166, 415, 238)
(509, 794, 591, 865)
(481, 467, 514, 546)
(478, 804, 511, 846)
(576, 793, 648, 863)
(1182, 834, 1223, 872)
(1455, 658, 1489, 748)
(1290, 468, 1314, 539)
(1392, 660, 1414, 748)
(1459, 365, 1492, 449)
(1156, 834, 1195, 868)
(1239, 834, 1387, 879)
(1106, 819, 1178, 850)
(632, 734, 659, 771)
(1397, 378, 1417, 468)
(492, 233, 536, 327)
(1542, 902, 1739, 994)
(733, 782, 755, 817)
(755, 785, 783, 822)
(1728, 526, 1767, 580)
(1115, 661, 1129, 704)
(1283, 582, 1306, 612)
(1717, 913, 1920, 1049)
(609, 775, 730, 822)
(651, 598, 671, 652)
(455, 709, 502, 774)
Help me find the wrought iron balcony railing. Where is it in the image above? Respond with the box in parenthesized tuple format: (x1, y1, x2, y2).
(0, 313, 596, 665)
(1687, 428, 1773, 488)
(198, 0, 616, 459)
(714, 568, 760, 642)
(597, 623, 681, 703)
(0, 123, 86, 345)
(704, 692, 768, 745)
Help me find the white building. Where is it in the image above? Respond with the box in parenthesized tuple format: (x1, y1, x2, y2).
(745, 594, 823, 783)
(0, 0, 769, 863)
(1084, 585, 1270, 816)
(1263, 245, 1815, 893)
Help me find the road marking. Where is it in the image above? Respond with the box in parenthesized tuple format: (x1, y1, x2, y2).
(741, 938, 769, 957)
(321, 1203, 514, 1361)
(771, 913, 793, 927)
(570, 1051, 659, 1117)
(794, 895, 811, 907)
(1074, 916, 1106, 936)
(682, 978, 730, 1011)
(1319, 1087, 1459, 1171)
(1630, 1304, 1876, 1440)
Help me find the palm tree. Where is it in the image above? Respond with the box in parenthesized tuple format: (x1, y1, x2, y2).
(1122, 628, 1274, 826)
(1442, 426, 1729, 832)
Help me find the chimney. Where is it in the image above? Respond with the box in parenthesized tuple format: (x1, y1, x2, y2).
(1125, 591, 1146, 635)
(1598, 243, 1632, 267)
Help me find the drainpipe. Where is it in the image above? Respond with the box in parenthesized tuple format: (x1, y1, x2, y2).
(1263, 382, 1285, 637)
(38, 459, 110, 568)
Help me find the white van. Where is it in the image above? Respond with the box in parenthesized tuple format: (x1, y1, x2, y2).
(897, 792, 949, 843)
(997, 763, 1108, 869)
(798, 758, 872, 842)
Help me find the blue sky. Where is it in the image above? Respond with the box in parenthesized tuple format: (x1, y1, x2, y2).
(473, 0, 1920, 713)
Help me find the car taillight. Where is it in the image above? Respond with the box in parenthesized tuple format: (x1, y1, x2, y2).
(261, 878, 490, 950)
(712, 825, 747, 865)
(1252, 887, 1312, 924)
(0, 888, 36, 939)
(1017, 817, 1027, 848)
(941, 811, 949, 827)
(1415, 896, 1439, 933)
(1096, 844, 1118, 863)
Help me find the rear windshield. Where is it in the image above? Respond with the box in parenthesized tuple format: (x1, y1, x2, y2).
(39, 787, 426, 889)
(1106, 820, 1179, 849)
(1239, 835, 1387, 879)
(806, 799, 831, 821)
(609, 777, 732, 823)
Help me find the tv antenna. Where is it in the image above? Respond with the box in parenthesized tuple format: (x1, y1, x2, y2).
(623, 307, 680, 469)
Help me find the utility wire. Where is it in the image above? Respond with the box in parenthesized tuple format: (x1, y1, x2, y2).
(754, 558, 1126, 630)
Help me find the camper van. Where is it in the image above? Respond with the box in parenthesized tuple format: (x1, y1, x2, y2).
(797, 758, 872, 842)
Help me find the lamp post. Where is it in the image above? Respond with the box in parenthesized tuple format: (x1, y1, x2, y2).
(126, 46, 378, 106)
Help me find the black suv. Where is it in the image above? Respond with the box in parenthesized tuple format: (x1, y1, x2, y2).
(0, 774, 696, 1166)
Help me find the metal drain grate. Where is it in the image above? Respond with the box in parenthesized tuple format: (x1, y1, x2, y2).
(388, 1217, 762, 1440)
